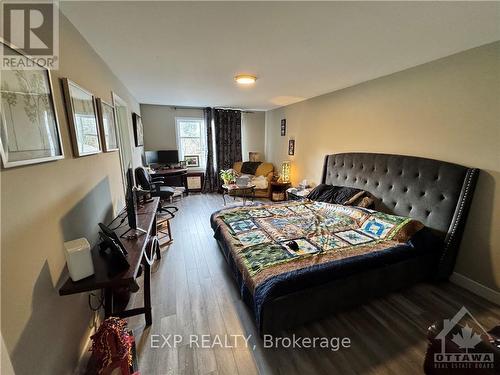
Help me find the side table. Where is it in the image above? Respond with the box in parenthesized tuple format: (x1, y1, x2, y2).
(222, 184, 256, 206)
(270, 181, 291, 202)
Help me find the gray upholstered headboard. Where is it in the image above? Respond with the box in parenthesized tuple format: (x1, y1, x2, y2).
(321, 153, 479, 278)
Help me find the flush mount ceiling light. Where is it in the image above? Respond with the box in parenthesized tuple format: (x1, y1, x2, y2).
(234, 74, 257, 85)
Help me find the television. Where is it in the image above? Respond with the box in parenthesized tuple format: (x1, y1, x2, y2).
(158, 150, 179, 165)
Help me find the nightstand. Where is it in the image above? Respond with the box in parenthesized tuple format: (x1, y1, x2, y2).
(270, 181, 291, 202)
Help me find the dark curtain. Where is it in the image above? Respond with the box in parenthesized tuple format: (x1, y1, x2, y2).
(203, 108, 242, 193)
(202, 107, 216, 193)
(215, 108, 242, 170)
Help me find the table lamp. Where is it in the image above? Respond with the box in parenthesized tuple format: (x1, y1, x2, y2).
(280, 161, 291, 183)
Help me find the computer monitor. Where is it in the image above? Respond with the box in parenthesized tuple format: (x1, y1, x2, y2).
(121, 167, 146, 239)
(158, 150, 179, 165)
(145, 151, 159, 165)
(125, 167, 137, 230)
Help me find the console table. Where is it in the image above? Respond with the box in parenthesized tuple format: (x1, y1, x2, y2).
(59, 198, 160, 325)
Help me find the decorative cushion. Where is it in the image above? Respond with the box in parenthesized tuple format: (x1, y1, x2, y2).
(241, 161, 262, 175)
(233, 162, 274, 179)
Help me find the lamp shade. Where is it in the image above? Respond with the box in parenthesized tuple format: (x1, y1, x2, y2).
(280, 161, 291, 183)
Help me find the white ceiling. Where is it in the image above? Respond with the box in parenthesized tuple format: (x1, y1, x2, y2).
(61, 1, 500, 110)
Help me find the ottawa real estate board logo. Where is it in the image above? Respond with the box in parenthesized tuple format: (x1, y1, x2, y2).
(1, 1, 59, 69)
(431, 306, 496, 371)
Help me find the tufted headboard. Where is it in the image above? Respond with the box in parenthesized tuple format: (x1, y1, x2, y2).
(321, 153, 479, 279)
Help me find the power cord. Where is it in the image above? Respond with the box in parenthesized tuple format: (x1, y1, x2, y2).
(88, 290, 104, 329)
(88, 290, 104, 311)
(109, 214, 128, 230)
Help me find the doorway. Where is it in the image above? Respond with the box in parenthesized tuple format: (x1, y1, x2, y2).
(112, 92, 133, 199)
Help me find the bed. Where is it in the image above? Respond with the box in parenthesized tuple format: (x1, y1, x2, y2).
(210, 153, 479, 335)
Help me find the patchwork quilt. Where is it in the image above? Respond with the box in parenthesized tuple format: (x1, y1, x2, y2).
(211, 200, 425, 330)
(213, 200, 423, 290)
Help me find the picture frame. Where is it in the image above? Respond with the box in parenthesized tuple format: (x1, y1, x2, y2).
(132, 112, 144, 147)
(280, 119, 286, 136)
(62, 78, 102, 157)
(184, 155, 200, 168)
(0, 40, 64, 168)
(96, 98, 119, 152)
(288, 139, 295, 156)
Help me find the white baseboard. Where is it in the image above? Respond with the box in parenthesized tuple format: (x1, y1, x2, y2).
(450, 272, 500, 306)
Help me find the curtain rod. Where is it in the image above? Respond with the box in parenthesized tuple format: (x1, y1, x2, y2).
(172, 105, 255, 114)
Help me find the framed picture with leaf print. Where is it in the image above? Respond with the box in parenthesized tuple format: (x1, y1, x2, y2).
(0, 41, 64, 168)
(96, 98, 119, 152)
(62, 78, 102, 157)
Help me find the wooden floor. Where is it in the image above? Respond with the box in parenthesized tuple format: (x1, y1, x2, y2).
(127, 193, 500, 375)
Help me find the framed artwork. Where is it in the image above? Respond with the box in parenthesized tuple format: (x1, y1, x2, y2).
(184, 155, 200, 168)
(132, 112, 143, 147)
(249, 152, 261, 162)
(62, 78, 101, 157)
(288, 139, 295, 156)
(0, 41, 64, 168)
(280, 119, 286, 136)
(96, 98, 119, 152)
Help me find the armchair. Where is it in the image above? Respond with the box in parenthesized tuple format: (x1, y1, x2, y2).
(232, 162, 274, 198)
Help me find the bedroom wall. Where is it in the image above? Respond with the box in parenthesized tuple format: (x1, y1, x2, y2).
(141, 105, 266, 162)
(140, 104, 204, 151)
(265, 41, 500, 293)
(1, 13, 141, 375)
(242, 111, 266, 161)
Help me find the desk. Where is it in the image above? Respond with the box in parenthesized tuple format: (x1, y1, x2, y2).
(59, 198, 160, 325)
(151, 168, 188, 195)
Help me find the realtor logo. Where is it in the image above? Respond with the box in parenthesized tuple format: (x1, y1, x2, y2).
(1, 1, 59, 69)
(432, 306, 495, 370)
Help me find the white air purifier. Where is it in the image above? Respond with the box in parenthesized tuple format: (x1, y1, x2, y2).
(64, 238, 94, 282)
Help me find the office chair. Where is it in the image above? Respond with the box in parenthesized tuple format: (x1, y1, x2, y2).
(134, 167, 179, 217)
(135, 167, 178, 244)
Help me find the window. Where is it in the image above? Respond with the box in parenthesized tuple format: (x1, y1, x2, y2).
(175, 117, 206, 168)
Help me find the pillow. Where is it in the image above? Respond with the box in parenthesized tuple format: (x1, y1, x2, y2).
(306, 184, 333, 200)
(307, 184, 376, 208)
(345, 193, 376, 209)
(241, 162, 262, 175)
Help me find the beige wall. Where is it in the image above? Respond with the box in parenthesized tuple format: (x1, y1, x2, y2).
(140, 104, 204, 151)
(141, 105, 267, 162)
(265, 41, 500, 291)
(242, 111, 266, 161)
(1, 14, 141, 375)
